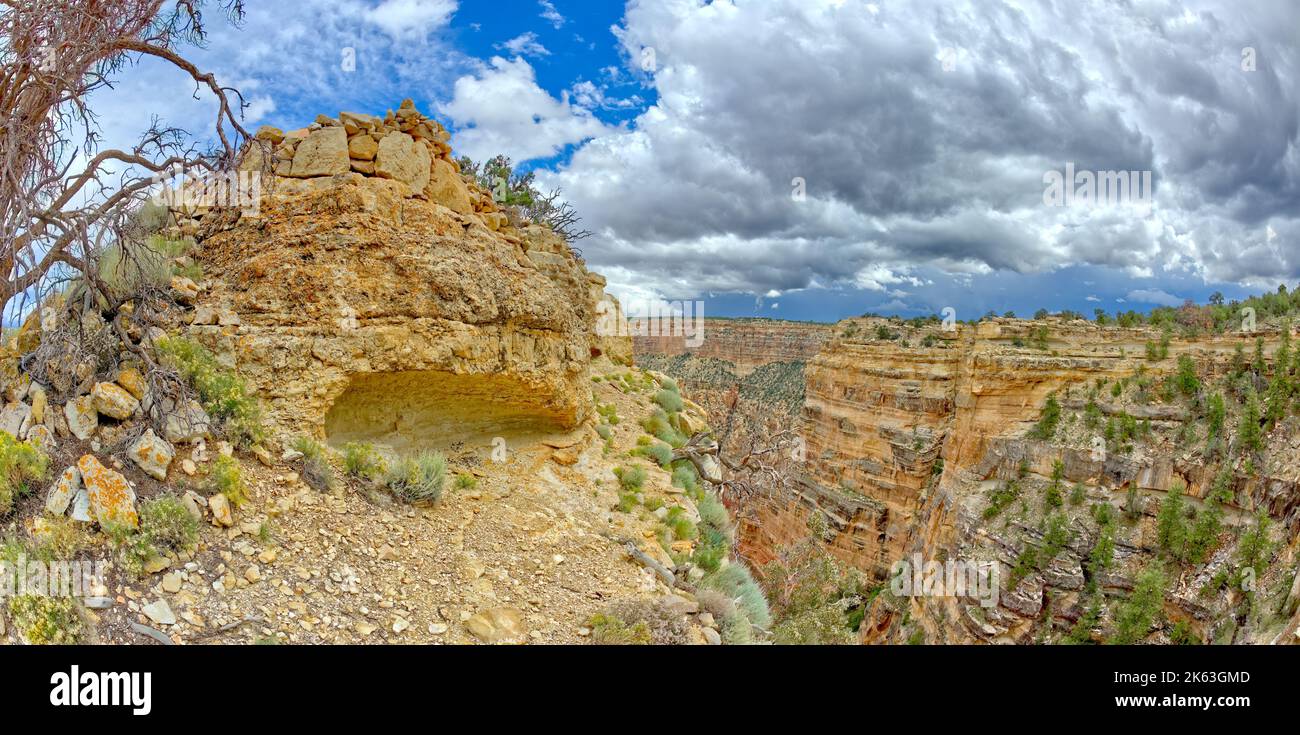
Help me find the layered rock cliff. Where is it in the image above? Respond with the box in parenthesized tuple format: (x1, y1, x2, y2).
(633, 318, 832, 377)
(734, 316, 1300, 644)
(181, 102, 620, 451)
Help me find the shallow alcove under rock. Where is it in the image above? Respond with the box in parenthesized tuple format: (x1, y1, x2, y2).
(322, 370, 575, 453)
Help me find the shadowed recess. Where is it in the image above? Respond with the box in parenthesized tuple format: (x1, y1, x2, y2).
(323, 370, 572, 452)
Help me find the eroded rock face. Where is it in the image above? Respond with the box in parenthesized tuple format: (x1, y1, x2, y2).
(191, 168, 626, 449)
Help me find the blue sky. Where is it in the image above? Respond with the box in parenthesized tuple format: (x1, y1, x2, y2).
(96, 0, 1299, 324)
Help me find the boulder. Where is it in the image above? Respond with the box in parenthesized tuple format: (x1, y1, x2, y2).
(128, 429, 175, 481)
(255, 125, 285, 144)
(425, 157, 474, 214)
(29, 384, 46, 423)
(375, 132, 430, 191)
(45, 466, 80, 516)
(144, 395, 211, 444)
(348, 134, 378, 161)
(91, 381, 139, 420)
(77, 454, 138, 528)
(288, 127, 350, 178)
(69, 487, 92, 523)
(169, 276, 200, 305)
(464, 607, 528, 643)
(116, 367, 148, 400)
(0, 401, 30, 438)
(142, 599, 176, 626)
(64, 395, 98, 440)
(339, 111, 381, 132)
(192, 304, 218, 325)
(25, 424, 55, 450)
(208, 492, 234, 527)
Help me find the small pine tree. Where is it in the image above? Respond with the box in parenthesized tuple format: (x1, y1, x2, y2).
(1206, 392, 1225, 441)
(1110, 563, 1167, 644)
(1174, 355, 1200, 397)
(1156, 482, 1188, 560)
(1031, 394, 1061, 439)
(1238, 389, 1262, 453)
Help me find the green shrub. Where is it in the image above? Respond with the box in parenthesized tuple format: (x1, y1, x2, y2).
(138, 495, 200, 554)
(102, 521, 156, 578)
(1086, 517, 1118, 582)
(384, 452, 446, 504)
(292, 436, 335, 493)
(7, 595, 83, 644)
(588, 599, 691, 645)
(587, 612, 651, 644)
(653, 388, 684, 414)
(1238, 389, 1262, 453)
(665, 507, 697, 541)
(1069, 482, 1086, 505)
(1206, 393, 1226, 441)
(719, 608, 753, 644)
(1065, 597, 1103, 644)
(343, 442, 385, 480)
(615, 492, 639, 513)
(596, 403, 620, 425)
(640, 407, 686, 447)
(28, 516, 93, 560)
(1169, 620, 1201, 645)
(636, 441, 673, 467)
(208, 454, 247, 506)
(692, 535, 727, 573)
(595, 424, 612, 441)
(698, 492, 730, 531)
(109, 495, 202, 577)
(671, 464, 699, 494)
(701, 563, 772, 630)
(455, 473, 478, 490)
(1234, 512, 1273, 592)
(156, 336, 264, 448)
(0, 431, 48, 516)
(613, 465, 647, 491)
(983, 480, 1019, 519)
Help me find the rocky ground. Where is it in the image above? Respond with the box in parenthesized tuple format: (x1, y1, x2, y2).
(2, 353, 727, 646)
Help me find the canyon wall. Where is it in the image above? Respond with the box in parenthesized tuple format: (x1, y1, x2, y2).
(737, 316, 1300, 643)
(632, 318, 832, 376)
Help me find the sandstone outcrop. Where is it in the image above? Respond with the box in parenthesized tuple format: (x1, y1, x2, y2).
(184, 103, 629, 451)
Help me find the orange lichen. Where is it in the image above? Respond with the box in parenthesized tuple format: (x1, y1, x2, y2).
(76, 454, 138, 528)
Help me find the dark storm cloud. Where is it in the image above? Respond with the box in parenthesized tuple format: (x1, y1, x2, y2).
(533, 0, 1297, 302)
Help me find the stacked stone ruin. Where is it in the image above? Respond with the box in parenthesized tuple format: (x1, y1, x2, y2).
(172, 99, 510, 236)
